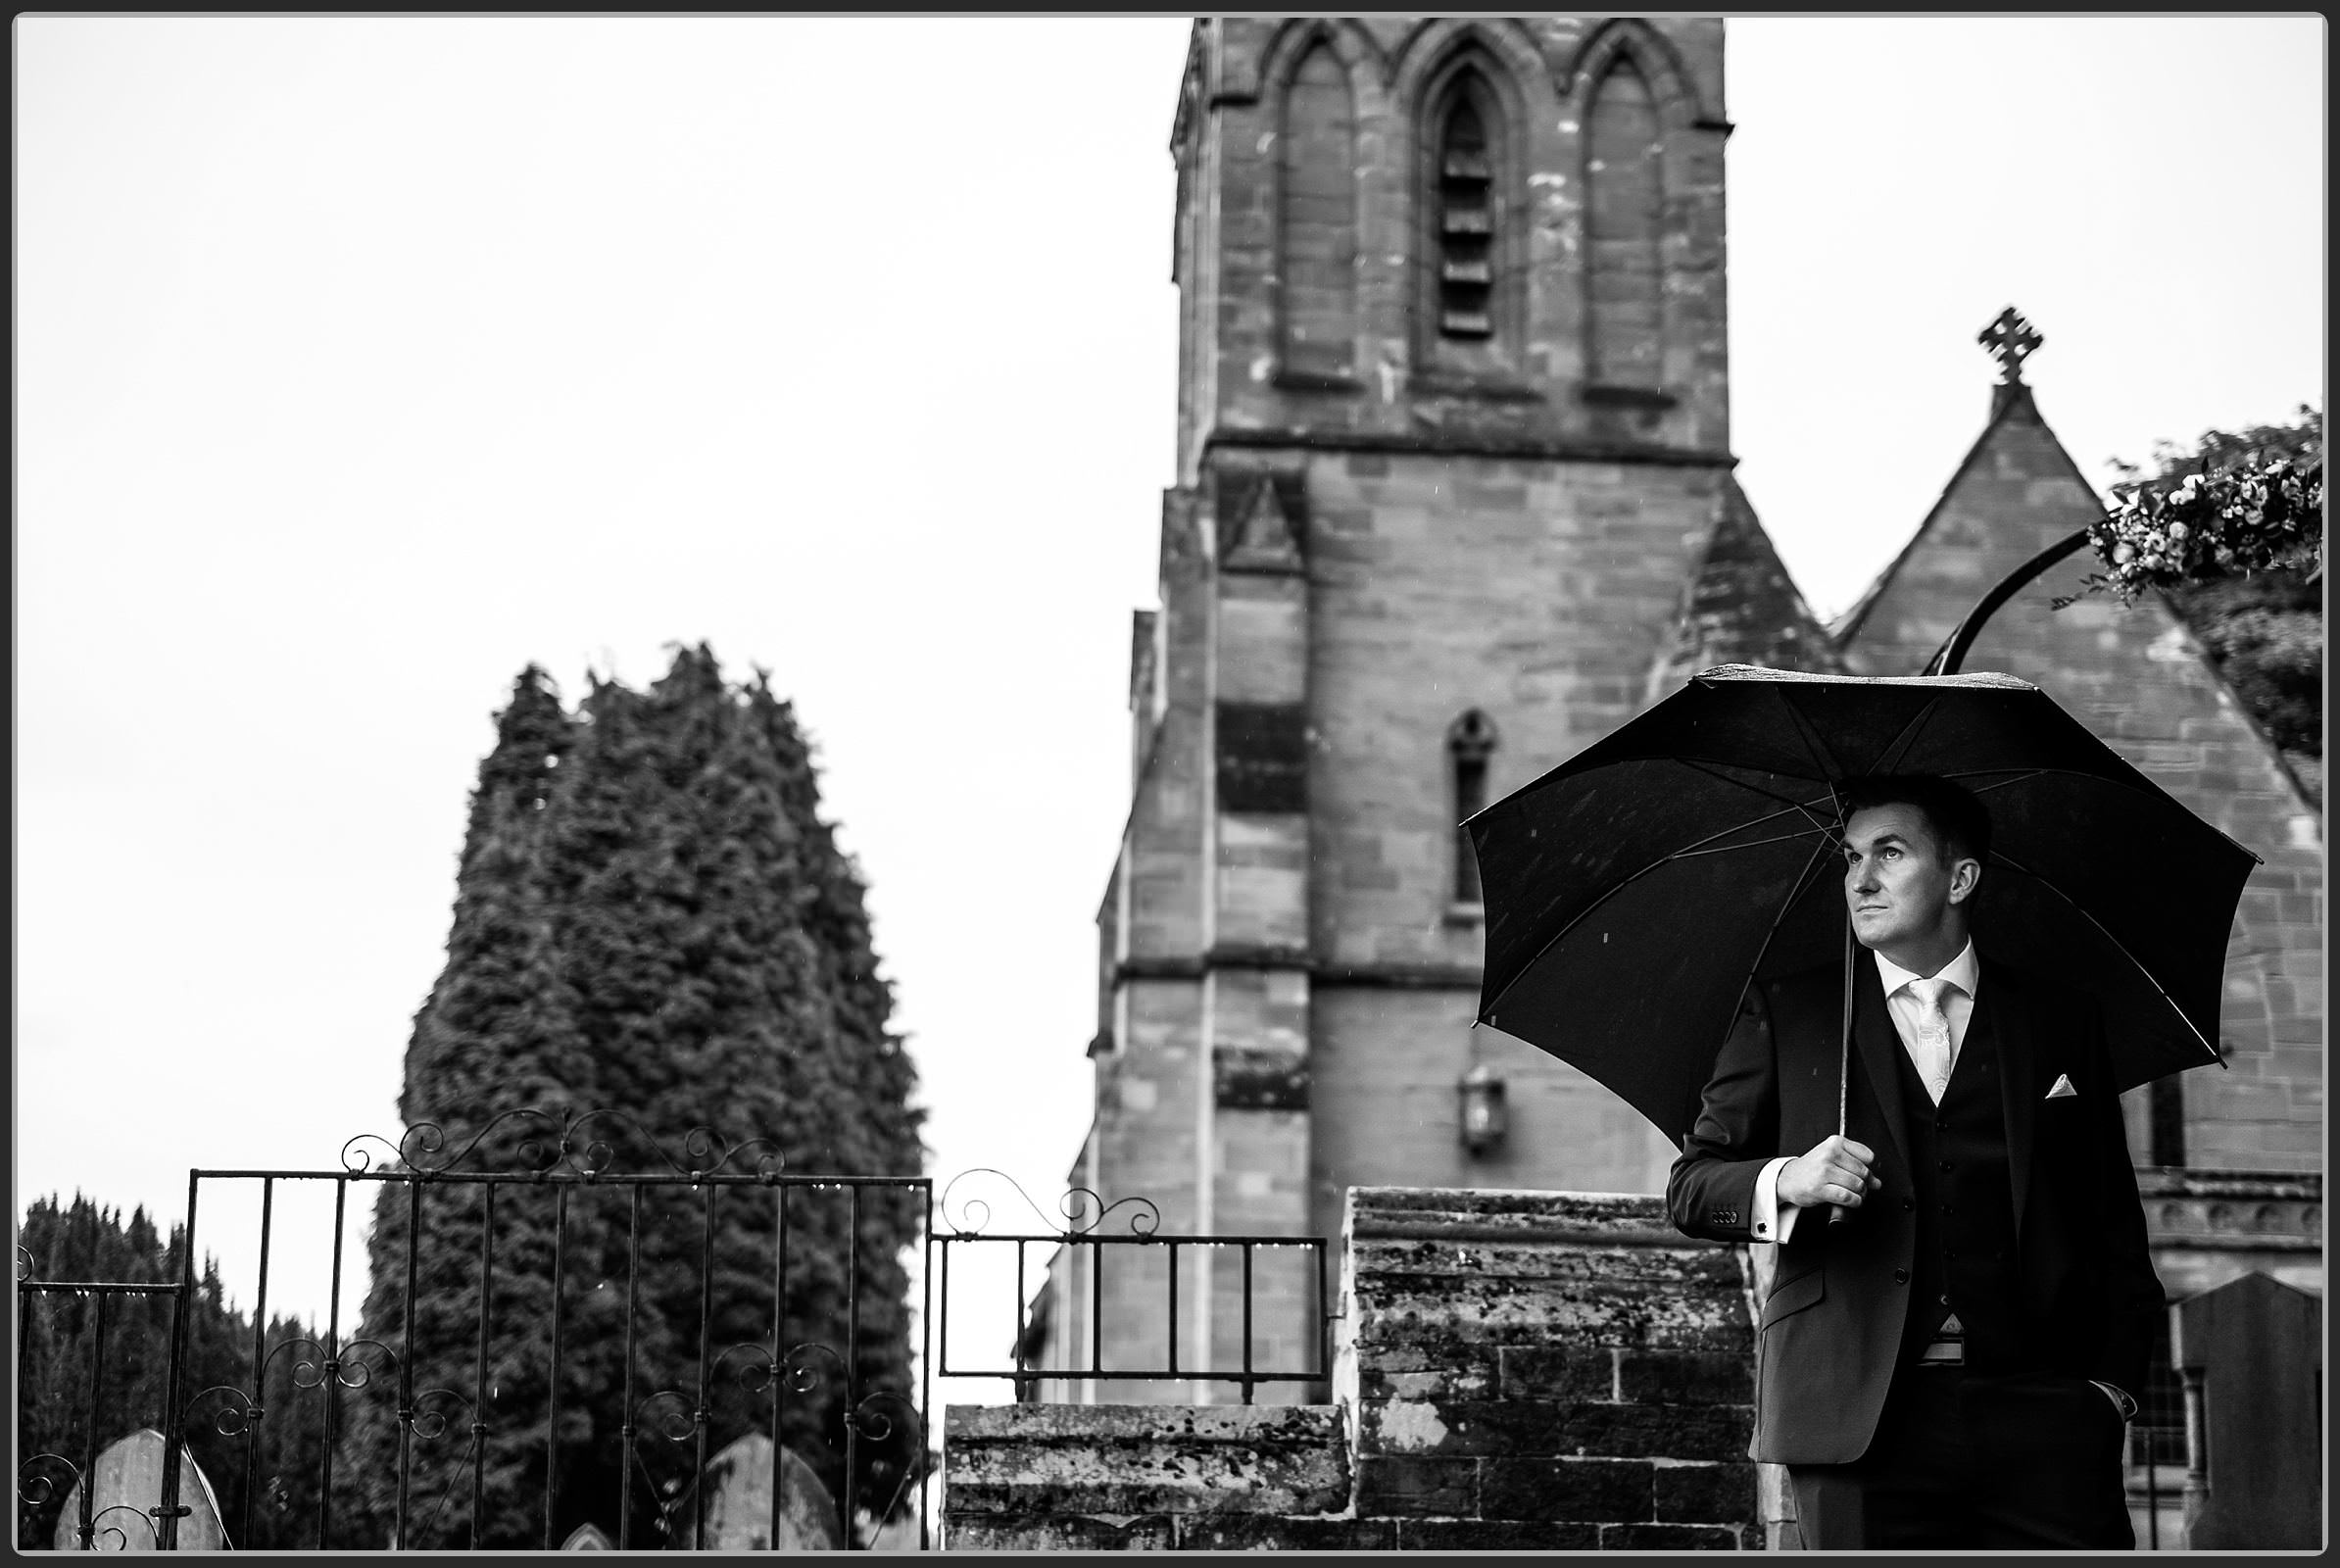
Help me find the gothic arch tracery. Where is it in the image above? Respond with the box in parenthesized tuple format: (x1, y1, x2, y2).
(1409, 43, 1531, 372)
(1272, 32, 1361, 382)
(1389, 18, 1556, 108)
(1562, 18, 1706, 127)
(1583, 52, 1667, 391)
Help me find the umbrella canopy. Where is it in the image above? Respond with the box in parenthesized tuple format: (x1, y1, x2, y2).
(1469, 664, 2258, 1145)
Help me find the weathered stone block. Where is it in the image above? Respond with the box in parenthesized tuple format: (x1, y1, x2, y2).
(1618, 1348, 1755, 1405)
(1353, 1454, 1476, 1517)
(1364, 1397, 1752, 1462)
(946, 1512, 1173, 1551)
(1351, 1283, 1748, 1352)
(1498, 1344, 1617, 1401)
(1177, 1515, 1397, 1550)
(1356, 1347, 1499, 1403)
(943, 1403, 1348, 1517)
(1653, 1459, 1759, 1523)
(1479, 1455, 1654, 1522)
(1602, 1521, 1743, 1549)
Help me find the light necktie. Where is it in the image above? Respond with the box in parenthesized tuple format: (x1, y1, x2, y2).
(1905, 976, 1955, 1103)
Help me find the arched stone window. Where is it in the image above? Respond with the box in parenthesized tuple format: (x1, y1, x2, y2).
(1448, 710, 1499, 906)
(1279, 41, 1357, 381)
(1416, 59, 1517, 372)
(1434, 92, 1495, 339)
(1584, 58, 1665, 390)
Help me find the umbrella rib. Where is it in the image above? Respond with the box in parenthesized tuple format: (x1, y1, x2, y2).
(1938, 765, 2262, 866)
(1774, 686, 1847, 779)
(1873, 694, 1948, 775)
(1668, 759, 1841, 825)
(1671, 826, 1840, 859)
(1989, 853, 2228, 1070)
(1739, 829, 1844, 988)
(1485, 801, 1839, 1018)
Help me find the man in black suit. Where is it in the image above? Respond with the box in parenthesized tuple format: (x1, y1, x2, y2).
(1667, 774, 2164, 1549)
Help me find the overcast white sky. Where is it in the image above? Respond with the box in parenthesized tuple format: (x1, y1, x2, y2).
(15, 17, 2324, 1388)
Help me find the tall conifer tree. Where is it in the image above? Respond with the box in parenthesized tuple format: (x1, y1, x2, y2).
(343, 650, 923, 1548)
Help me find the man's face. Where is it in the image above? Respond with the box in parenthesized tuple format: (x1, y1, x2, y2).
(1842, 803, 1974, 955)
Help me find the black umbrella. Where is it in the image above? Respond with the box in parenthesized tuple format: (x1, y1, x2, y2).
(1467, 664, 2256, 1145)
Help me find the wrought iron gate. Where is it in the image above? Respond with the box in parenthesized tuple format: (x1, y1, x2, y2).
(20, 1109, 931, 1552)
(17, 1109, 1332, 1551)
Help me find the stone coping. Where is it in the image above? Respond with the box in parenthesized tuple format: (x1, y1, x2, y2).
(1346, 1187, 1684, 1247)
(2134, 1168, 2319, 1200)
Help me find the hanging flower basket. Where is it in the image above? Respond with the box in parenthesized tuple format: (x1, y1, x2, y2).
(2065, 426, 2322, 606)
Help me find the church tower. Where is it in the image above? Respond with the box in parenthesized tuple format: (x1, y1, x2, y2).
(1050, 17, 1779, 1401)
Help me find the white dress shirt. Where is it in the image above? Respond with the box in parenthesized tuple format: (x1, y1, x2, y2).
(1751, 941, 1978, 1246)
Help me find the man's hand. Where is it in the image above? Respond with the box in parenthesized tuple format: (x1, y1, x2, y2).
(1779, 1135, 1881, 1210)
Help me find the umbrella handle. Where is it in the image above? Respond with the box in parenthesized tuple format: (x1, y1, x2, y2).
(1829, 883, 1856, 1226)
(1839, 900, 1855, 1138)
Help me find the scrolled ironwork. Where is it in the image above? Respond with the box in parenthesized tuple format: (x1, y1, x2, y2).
(847, 1388, 924, 1447)
(286, 1336, 391, 1395)
(184, 1383, 261, 1438)
(941, 1167, 1161, 1239)
(18, 1452, 81, 1510)
(628, 1388, 703, 1446)
(87, 1501, 162, 1550)
(405, 1385, 476, 1444)
(337, 1105, 791, 1181)
(707, 1340, 780, 1396)
(778, 1340, 851, 1397)
(15, 1245, 33, 1282)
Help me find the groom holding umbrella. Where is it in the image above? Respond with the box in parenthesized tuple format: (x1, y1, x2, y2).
(1467, 666, 2256, 1551)
(1668, 771, 2161, 1549)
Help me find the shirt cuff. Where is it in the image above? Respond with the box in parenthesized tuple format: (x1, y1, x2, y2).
(2091, 1381, 2138, 1420)
(1753, 1156, 1797, 1243)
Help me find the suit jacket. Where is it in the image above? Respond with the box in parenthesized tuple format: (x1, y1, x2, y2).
(1665, 950, 2165, 1466)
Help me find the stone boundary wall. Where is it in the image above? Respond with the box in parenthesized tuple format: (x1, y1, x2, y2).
(1341, 1186, 1760, 1549)
(942, 1403, 1363, 1550)
(942, 1186, 1765, 1550)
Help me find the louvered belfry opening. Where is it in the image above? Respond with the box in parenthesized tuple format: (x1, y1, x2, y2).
(1436, 90, 1494, 340)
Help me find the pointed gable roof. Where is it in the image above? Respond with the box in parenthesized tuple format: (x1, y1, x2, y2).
(1830, 381, 2107, 662)
(1645, 474, 1844, 705)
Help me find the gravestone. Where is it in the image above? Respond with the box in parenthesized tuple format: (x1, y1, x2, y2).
(49, 1428, 227, 1551)
(2173, 1270, 2322, 1550)
(667, 1433, 843, 1551)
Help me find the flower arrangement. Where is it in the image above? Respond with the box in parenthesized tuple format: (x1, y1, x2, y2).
(2061, 408, 2322, 607)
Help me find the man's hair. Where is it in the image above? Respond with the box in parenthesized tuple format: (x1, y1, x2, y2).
(1840, 774, 1993, 868)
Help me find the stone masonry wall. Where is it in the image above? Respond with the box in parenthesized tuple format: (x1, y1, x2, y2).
(1341, 1186, 1758, 1549)
(944, 1187, 1762, 1550)
(944, 1404, 1368, 1551)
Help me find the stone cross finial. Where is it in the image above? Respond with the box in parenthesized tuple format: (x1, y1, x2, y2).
(1977, 306, 2043, 384)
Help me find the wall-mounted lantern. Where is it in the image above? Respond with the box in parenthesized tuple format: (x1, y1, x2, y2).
(1458, 1063, 1509, 1155)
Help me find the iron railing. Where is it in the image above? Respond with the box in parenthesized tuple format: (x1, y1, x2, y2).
(16, 1110, 1329, 1551)
(935, 1169, 1332, 1404)
(16, 1272, 188, 1551)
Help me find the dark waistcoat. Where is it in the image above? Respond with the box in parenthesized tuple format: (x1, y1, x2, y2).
(1896, 1020, 2033, 1373)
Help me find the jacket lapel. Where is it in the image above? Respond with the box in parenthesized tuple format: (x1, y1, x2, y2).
(1982, 956, 2039, 1240)
(1848, 954, 1911, 1178)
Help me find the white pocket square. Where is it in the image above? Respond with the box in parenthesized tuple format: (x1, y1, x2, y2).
(2045, 1073, 2078, 1100)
